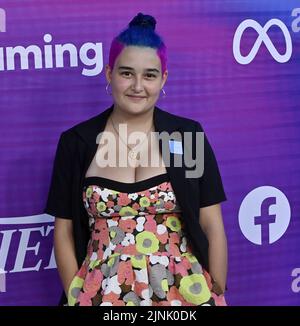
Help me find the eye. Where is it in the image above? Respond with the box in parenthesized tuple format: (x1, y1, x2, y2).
(121, 71, 133, 77)
(145, 73, 157, 79)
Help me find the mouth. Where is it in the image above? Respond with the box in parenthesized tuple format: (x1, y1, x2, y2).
(126, 95, 147, 101)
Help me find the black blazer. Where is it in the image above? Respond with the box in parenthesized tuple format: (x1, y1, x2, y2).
(44, 105, 226, 304)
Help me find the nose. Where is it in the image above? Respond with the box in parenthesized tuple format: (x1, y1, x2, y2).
(131, 76, 144, 93)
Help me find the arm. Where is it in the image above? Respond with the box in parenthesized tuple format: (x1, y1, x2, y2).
(54, 217, 79, 297)
(199, 203, 228, 293)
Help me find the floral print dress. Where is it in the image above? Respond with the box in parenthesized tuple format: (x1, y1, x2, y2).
(67, 173, 226, 306)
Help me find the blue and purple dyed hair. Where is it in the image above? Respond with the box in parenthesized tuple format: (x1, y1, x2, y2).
(109, 13, 167, 74)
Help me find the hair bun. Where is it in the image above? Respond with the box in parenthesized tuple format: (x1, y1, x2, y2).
(129, 13, 156, 30)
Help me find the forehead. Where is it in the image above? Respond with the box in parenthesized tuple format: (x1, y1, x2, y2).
(115, 46, 161, 70)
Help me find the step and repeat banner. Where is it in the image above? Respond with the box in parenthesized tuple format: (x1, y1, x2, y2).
(0, 0, 299, 305)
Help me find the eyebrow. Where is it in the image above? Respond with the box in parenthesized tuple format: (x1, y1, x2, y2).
(118, 66, 160, 73)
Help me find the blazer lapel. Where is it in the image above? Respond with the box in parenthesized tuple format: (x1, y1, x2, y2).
(153, 107, 192, 213)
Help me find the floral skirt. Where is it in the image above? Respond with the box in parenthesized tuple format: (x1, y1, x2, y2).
(67, 229, 226, 306)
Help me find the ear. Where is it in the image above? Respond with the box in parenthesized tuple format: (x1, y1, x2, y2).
(105, 64, 112, 84)
(161, 69, 168, 89)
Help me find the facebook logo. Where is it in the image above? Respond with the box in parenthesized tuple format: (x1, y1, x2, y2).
(238, 186, 291, 245)
(0, 8, 6, 32)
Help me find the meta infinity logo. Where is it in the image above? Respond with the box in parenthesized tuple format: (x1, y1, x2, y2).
(233, 18, 293, 64)
(238, 186, 291, 245)
(0, 8, 5, 32)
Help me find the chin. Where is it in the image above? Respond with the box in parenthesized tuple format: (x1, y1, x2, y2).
(123, 104, 150, 114)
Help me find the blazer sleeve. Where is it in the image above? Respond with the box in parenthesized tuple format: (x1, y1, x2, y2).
(196, 122, 227, 208)
(44, 131, 74, 219)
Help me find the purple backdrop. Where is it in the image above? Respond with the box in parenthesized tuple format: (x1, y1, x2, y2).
(0, 0, 299, 305)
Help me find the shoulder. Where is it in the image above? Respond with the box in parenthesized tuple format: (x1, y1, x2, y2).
(155, 106, 204, 132)
(62, 113, 102, 136)
(59, 106, 113, 145)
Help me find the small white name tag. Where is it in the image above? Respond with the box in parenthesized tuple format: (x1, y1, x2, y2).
(169, 140, 183, 155)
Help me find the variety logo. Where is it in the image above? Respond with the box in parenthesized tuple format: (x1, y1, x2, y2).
(238, 186, 291, 245)
(0, 214, 56, 277)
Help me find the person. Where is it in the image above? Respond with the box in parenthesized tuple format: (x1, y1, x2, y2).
(44, 13, 228, 306)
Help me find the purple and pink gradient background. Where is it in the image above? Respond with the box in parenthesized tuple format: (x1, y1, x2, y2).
(0, 0, 299, 305)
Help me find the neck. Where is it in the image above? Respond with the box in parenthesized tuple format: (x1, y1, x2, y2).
(110, 104, 155, 133)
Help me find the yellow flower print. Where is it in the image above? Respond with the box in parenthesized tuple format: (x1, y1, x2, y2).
(139, 196, 150, 207)
(179, 274, 211, 305)
(161, 279, 168, 291)
(86, 187, 93, 198)
(131, 255, 147, 269)
(119, 206, 138, 217)
(68, 276, 84, 306)
(89, 259, 101, 270)
(182, 252, 198, 264)
(96, 201, 106, 212)
(136, 231, 159, 255)
(166, 216, 181, 232)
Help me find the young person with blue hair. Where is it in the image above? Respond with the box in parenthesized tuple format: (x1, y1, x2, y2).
(45, 13, 228, 306)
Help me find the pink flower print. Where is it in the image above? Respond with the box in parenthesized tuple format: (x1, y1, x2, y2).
(102, 292, 126, 306)
(95, 218, 107, 231)
(93, 229, 102, 241)
(147, 206, 157, 214)
(96, 247, 104, 260)
(155, 231, 168, 244)
(144, 216, 156, 233)
(168, 243, 181, 257)
(89, 198, 95, 205)
(173, 258, 190, 277)
(169, 232, 180, 244)
(132, 202, 140, 211)
(77, 263, 88, 279)
(95, 219, 109, 244)
(93, 227, 109, 245)
(102, 292, 119, 304)
(166, 285, 179, 301)
(168, 258, 176, 274)
(118, 260, 135, 285)
(149, 192, 159, 203)
(106, 200, 115, 208)
(203, 269, 213, 290)
(87, 244, 94, 257)
(211, 293, 227, 306)
(112, 299, 126, 306)
(164, 201, 175, 210)
(114, 244, 123, 254)
(122, 244, 138, 255)
(99, 233, 110, 247)
(92, 192, 100, 201)
(89, 205, 97, 216)
(181, 257, 192, 270)
(83, 269, 103, 297)
(142, 190, 151, 197)
(77, 291, 93, 306)
(166, 286, 193, 306)
(119, 219, 137, 233)
(117, 193, 131, 206)
(159, 182, 170, 191)
(134, 282, 149, 297)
